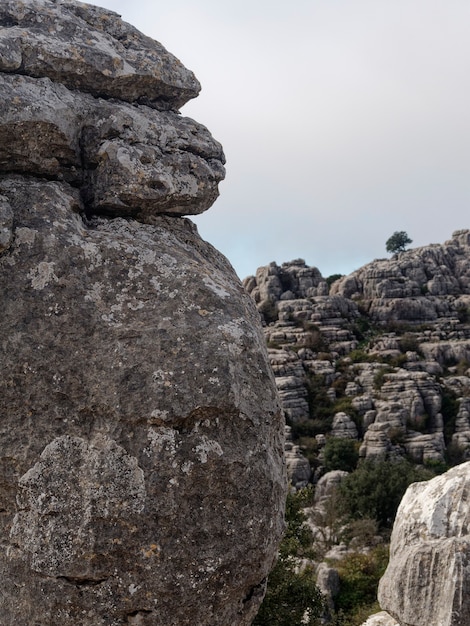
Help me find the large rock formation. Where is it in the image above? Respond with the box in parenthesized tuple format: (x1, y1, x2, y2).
(331, 231, 470, 324)
(0, 2, 286, 625)
(244, 240, 470, 481)
(377, 462, 470, 626)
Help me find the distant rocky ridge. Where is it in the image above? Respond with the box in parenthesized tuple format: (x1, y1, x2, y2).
(245, 231, 470, 625)
(0, 2, 286, 625)
(244, 230, 470, 487)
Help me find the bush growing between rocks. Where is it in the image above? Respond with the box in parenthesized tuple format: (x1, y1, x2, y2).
(331, 545, 389, 624)
(323, 437, 359, 473)
(338, 459, 434, 529)
(253, 489, 325, 626)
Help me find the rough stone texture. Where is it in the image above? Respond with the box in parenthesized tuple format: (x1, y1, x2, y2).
(331, 230, 470, 324)
(285, 425, 311, 489)
(0, 0, 200, 109)
(245, 238, 470, 483)
(361, 613, 400, 626)
(0, 3, 285, 625)
(316, 562, 340, 614)
(331, 412, 358, 439)
(378, 462, 470, 626)
(0, 73, 225, 219)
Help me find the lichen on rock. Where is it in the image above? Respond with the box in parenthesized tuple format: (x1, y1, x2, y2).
(0, 2, 286, 625)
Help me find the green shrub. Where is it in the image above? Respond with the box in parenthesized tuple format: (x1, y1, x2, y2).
(347, 349, 372, 363)
(306, 374, 335, 422)
(373, 366, 393, 390)
(291, 418, 333, 439)
(385, 353, 408, 368)
(326, 273, 344, 287)
(351, 316, 373, 342)
(253, 489, 325, 626)
(258, 299, 278, 324)
(398, 333, 420, 354)
(338, 459, 434, 529)
(445, 440, 466, 467)
(323, 437, 359, 473)
(334, 545, 389, 615)
(441, 388, 460, 444)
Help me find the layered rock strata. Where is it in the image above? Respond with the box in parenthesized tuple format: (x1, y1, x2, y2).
(244, 238, 470, 480)
(377, 462, 470, 626)
(0, 2, 286, 625)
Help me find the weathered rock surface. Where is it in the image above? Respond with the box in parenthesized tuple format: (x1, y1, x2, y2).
(331, 231, 470, 324)
(285, 425, 311, 489)
(244, 238, 470, 483)
(0, 2, 285, 625)
(361, 612, 400, 626)
(0, 0, 200, 109)
(378, 462, 470, 626)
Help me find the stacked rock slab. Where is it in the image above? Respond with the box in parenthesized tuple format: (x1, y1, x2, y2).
(377, 462, 470, 626)
(0, 2, 286, 625)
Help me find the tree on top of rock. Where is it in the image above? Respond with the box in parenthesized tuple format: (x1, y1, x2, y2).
(386, 231, 412, 254)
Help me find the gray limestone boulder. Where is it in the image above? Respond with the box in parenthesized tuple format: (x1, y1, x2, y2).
(285, 426, 311, 489)
(0, 180, 285, 626)
(331, 412, 358, 439)
(0, 0, 200, 109)
(0, 73, 225, 219)
(378, 462, 470, 626)
(0, 2, 285, 625)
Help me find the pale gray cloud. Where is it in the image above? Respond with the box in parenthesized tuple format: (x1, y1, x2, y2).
(92, 0, 470, 279)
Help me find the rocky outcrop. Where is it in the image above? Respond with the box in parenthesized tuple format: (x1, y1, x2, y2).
(285, 425, 311, 489)
(378, 462, 470, 626)
(331, 231, 470, 325)
(244, 238, 470, 482)
(0, 2, 286, 625)
(0, 0, 225, 220)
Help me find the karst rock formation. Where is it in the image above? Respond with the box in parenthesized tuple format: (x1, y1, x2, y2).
(377, 461, 470, 626)
(244, 234, 470, 624)
(0, 2, 286, 625)
(244, 233, 470, 487)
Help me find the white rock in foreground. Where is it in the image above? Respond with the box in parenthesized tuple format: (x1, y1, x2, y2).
(361, 611, 400, 626)
(378, 461, 470, 626)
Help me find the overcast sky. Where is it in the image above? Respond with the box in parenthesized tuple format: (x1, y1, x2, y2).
(91, 0, 470, 280)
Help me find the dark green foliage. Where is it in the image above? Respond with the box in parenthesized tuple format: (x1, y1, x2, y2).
(306, 374, 335, 423)
(445, 440, 467, 467)
(456, 305, 470, 324)
(291, 418, 333, 439)
(397, 333, 420, 354)
(253, 561, 324, 626)
(338, 459, 434, 529)
(373, 366, 393, 390)
(334, 545, 389, 614)
(383, 353, 408, 368)
(323, 438, 359, 473)
(253, 490, 325, 626)
(331, 546, 389, 626)
(332, 397, 362, 431)
(350, 316, 373, 342)
(441, 387, 460, 444)
(346, 349, 374, 363)
(385, 231, 412, 254)
(326, 273, 344, 287)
